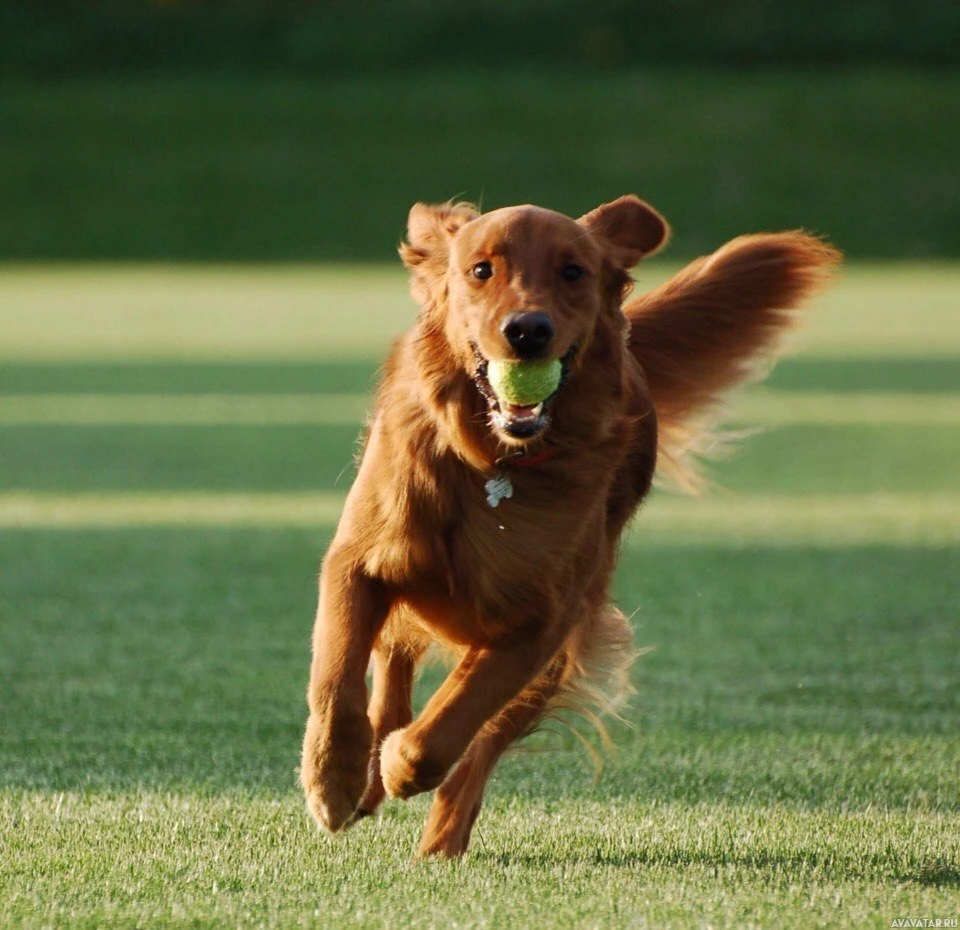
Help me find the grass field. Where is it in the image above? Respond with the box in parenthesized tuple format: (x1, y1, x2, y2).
(2, 70, 959, 262)
(1, 263, 958, 927)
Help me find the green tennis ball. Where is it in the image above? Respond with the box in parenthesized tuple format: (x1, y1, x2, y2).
(487, 358, 562, 406)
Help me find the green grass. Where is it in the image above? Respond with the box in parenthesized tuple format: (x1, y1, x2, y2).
(4, 263, 960, 359)
(1, 265, 958, 927)
(1, 70, 959, 261)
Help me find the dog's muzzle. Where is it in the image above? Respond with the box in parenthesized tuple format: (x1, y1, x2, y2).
(470, 343, 576, 440)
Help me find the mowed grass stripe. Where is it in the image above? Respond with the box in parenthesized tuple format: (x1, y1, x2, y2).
(1, 356, 956, 396)
(3, 265, 960, 360)
(736, 390, 960, 426)
(2, 390, 959, 426)
(0, 491, 346, 527)
(2, 491, 957, 544)
(0, 393, 371, 425)
(629, 493, 960, 545)
(2, 793, 957, 928)
(0, 265, 412, 361)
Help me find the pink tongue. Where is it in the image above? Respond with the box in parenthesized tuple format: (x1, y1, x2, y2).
(505, 403, 538, 417)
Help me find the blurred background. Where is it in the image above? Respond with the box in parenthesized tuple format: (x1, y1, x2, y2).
(1, 0, 958, 261)
(3, 7, 960, 923)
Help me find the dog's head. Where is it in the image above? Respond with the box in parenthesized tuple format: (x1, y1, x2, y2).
(401, 196, 668, 444)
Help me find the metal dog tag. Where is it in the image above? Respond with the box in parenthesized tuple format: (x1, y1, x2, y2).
(485, 473, 513, 508)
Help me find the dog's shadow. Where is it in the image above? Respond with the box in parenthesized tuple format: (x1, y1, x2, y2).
(472, 847, 960, 888)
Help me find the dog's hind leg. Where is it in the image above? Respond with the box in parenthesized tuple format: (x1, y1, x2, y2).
(416, 652, 569, 858)
(354, 634, 425, 820)
(417, 603, 636, 857)
(379, 604, 573, 804)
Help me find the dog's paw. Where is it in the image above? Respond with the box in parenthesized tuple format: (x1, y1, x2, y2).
(380, 727, 449, 800)
(417, 832, 471, 859)
(304, 782, 360, 835)
(300, 710, 372, 833)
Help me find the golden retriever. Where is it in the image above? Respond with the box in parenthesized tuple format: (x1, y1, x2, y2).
(300, 196, 839, 856)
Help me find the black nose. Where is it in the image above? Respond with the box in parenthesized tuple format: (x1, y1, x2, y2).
(500, 312, 554, 359)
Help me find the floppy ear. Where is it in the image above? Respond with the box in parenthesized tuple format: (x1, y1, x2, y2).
(399, 201, 479, 302)
(578, 195, 670, 269)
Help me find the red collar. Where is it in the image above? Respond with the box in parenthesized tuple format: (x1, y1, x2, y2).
(497, 444, 562, 470)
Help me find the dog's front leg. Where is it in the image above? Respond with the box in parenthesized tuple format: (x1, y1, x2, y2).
(380, 613, 569, 801)
(301, 546, 389, 833)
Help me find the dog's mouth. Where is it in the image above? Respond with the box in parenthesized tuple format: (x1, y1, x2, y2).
(470, 343, 576, 441)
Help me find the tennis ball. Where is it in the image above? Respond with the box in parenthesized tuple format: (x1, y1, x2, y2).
(487, 358, 562, 406)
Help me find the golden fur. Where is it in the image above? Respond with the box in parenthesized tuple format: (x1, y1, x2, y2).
(300, 196, 840, 857)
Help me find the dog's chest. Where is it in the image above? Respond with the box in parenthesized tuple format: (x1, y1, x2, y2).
(394, 470, 605, 634)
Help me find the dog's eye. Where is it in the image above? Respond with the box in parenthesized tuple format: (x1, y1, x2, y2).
(472, 261, 493, 281)
(561, 263, 584, 282)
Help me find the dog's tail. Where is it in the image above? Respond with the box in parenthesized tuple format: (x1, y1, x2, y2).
(625, 232, 841, 490)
